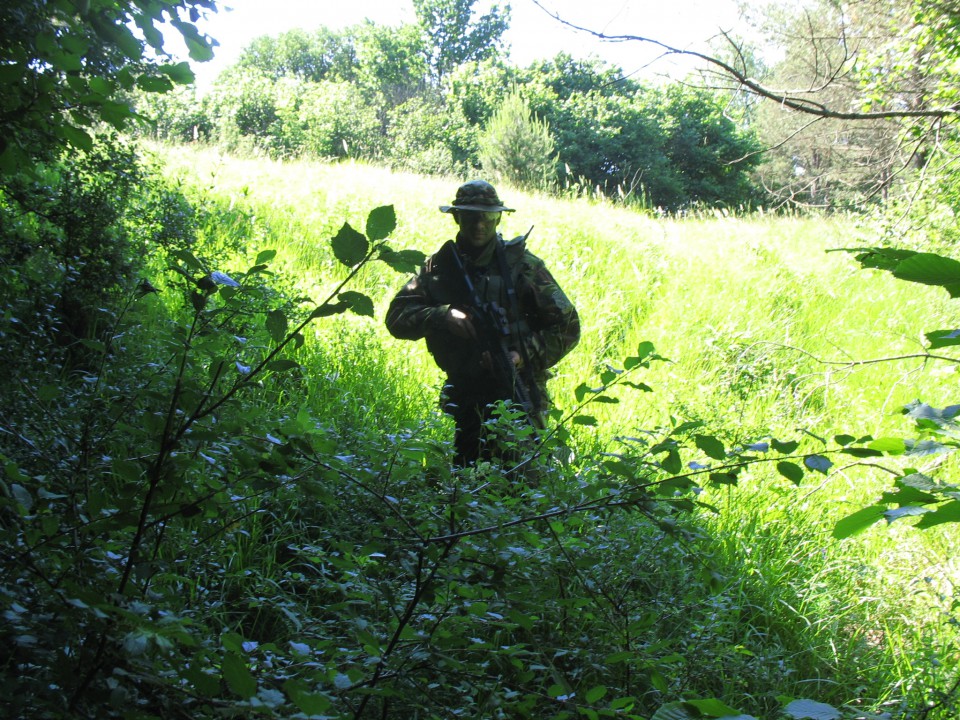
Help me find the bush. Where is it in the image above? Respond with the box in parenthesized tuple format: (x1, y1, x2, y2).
(0, 137, 157, 361)
(279, 80, 384, 160)
(386, 94, 479, 176)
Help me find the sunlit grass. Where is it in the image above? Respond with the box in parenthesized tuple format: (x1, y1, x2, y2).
(152, 143, 960, 712)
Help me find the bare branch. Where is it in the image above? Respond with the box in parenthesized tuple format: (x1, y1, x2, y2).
(529, 0, 959, 122)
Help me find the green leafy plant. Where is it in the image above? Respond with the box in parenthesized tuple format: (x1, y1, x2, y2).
(829, 248, 960, 538)
(0, 0, 219, 173)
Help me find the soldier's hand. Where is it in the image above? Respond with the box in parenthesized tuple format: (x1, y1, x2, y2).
(445, 307, 477, 340)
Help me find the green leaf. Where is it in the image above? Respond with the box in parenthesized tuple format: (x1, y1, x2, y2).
(311, 302, 348, 319)
(99, 100, 134, 130)
(868, 437, 907, 455)
(585, 686, 607, 703)
(173, 249, 205, 271)
(776, 461, 804, 485)
(38, 384, 59, 403)
(709, 472, 738, 486)
(331, 222, 369, 267)
(695, 434, 726, 460)
(771, 438, 799, 454)
(915, 500, 960, 529)
(161, 61, 196, 85)
(662, 449, 682, 474)
(265, 309, 287, 343)
(11, 484, 33, 513)
(136, 74, 174, 93)
(893, 252, 960, 297)
(222, 651, 256, 699)
(185, 654, 220, 695)
(107, 22, 144, 60)
(783, 699, 841, 720)
(574, 383, 595, 403)
(339, 290, 375, 317)
(840, 447, 883, 458)
(573, 415, 597, 426)
(171, 19, 216, 62)
(268, 359, 300, 372)
(59, 124, 93, 151)
(635, 340, 656, 360)
(803, 454, 833, 474)
(848, 246, 916, 271)
(255, 249, 278, 265)
(284, 679, 332, 715)
(685, 698, 749, 717)
(925, 329, 960, 349)
(366, 205, 396, 241)
(379, 247, 426, 273)
(833, 505, 886, 539)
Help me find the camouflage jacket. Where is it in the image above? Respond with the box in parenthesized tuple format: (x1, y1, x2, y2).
(385, 233, 580, 408)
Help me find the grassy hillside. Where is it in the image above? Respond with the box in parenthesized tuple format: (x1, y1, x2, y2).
(141, 144, 960, 717)
(156, 143, 958, 440)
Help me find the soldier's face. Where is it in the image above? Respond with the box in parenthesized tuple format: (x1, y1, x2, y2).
(455, 211, 501, 248)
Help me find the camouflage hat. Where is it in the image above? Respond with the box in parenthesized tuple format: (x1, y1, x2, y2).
(439, 180, 515, 213)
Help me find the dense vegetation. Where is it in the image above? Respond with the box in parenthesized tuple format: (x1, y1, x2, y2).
(135, 2, 763, 212)
(3, 0, 960, 718)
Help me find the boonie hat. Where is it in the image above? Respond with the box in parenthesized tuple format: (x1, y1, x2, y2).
(440, 180, 515, 213)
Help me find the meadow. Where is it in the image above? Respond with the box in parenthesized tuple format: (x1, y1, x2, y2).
(140, 143, 960, 718)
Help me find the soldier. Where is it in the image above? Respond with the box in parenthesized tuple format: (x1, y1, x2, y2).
(385, 180, 580, 467)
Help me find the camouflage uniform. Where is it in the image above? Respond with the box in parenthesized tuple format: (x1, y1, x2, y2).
(386, 181, 580, 466)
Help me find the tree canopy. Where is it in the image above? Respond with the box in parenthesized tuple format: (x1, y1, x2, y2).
(0, 0, 219, 173)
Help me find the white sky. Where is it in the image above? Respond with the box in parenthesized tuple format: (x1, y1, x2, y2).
(174, 0, 744, 88)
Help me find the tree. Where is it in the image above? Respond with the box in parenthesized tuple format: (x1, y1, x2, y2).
(386, 93, 478, 176)
(0, 0, 219, 173)
(413, 0, 510, 82)
(449, 53, 761, 210)
(532, 0, 960, 209)
(354, 21, 429, 107)
(653, 85, 762, 209)
(478, 88, 557, 191)
(234, 27, 359, 84)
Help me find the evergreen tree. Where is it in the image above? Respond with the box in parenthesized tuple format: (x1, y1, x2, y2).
(478, 89, 557, 192)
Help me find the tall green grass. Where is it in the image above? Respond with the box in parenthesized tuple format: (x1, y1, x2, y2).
(152, 143, 960, 714)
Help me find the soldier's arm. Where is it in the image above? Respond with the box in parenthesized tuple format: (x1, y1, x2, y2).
(385, 270, 450, 341)
(516, 257, 580, 372)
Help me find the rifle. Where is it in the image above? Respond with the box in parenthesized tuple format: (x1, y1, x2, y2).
(448, 237, 543, 426)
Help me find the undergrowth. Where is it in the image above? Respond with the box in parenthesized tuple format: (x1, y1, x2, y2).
(1, 144, 958, 719)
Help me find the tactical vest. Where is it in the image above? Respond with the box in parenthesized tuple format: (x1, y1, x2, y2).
(423, 236, 534, 392)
